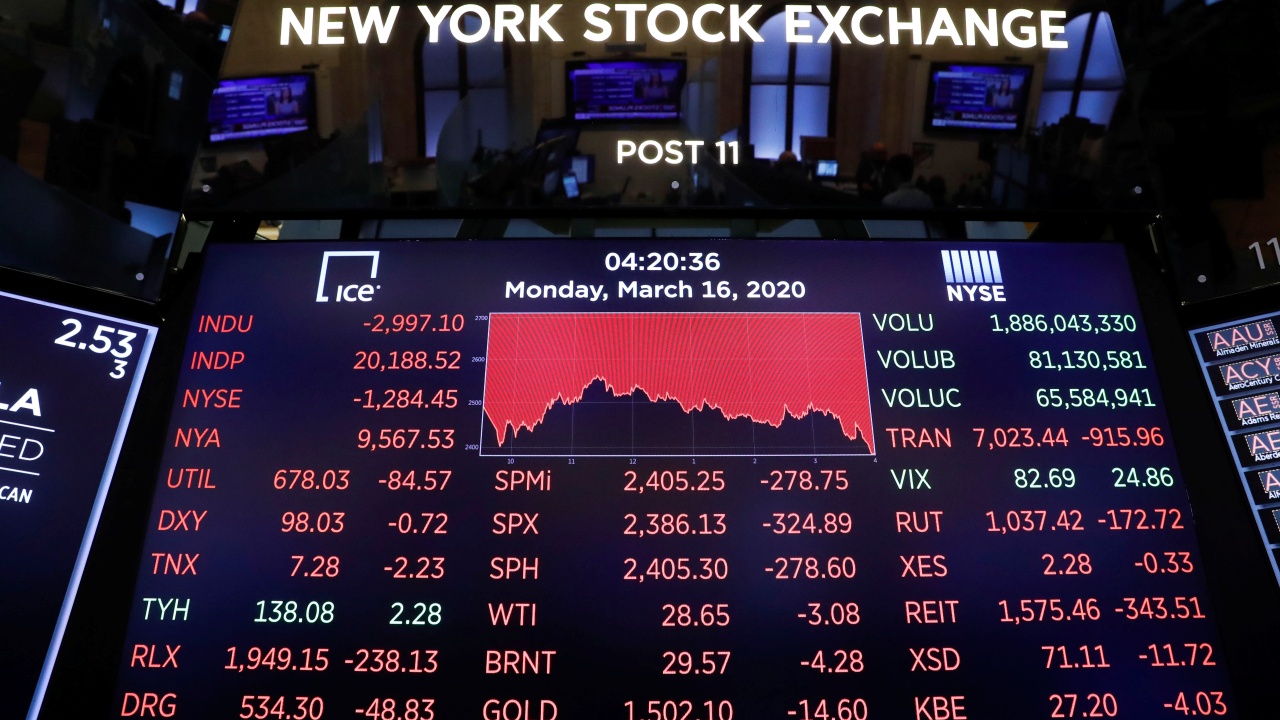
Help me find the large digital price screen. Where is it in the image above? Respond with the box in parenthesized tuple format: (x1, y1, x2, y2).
(116, 240, 1235, 719)
(0, 290, 156, 720)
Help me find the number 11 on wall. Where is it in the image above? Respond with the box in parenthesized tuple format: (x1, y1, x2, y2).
(1248, 237, 1280, 269)
(716, 141, 739, 165)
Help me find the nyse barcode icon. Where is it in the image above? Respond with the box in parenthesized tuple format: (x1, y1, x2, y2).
(942, 250, 1006, 302)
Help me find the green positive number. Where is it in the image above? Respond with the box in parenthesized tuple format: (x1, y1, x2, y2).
(1028, 350, 1148, 371)
(1014, 468, 1076, 489)
(1036, 388, 1156, 410)
(1112, 467, 1175, 488)
(254, 600, 335, 624)
(990, 314, 1137, 334)
(390, 601, 442, 626)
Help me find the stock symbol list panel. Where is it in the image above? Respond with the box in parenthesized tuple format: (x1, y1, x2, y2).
(116, 240, 1234, 720)
(1189, 313, 1280, 586)
(0, 290, 156, 720)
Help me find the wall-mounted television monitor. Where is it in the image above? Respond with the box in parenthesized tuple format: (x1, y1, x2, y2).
(566, 59, 686, 122)
(924, 62, 1033, 133)
(207, 73, 315, 144)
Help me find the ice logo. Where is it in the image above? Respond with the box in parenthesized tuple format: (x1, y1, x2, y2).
(316, 251, 380, 303)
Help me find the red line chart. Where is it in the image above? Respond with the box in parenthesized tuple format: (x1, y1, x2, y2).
(480, 313, 875, 457)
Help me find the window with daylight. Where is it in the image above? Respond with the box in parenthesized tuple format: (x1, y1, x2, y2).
(746, 10, 835, 161)
(418, 15, 507, 158)
(1039, 11, 1126, 128)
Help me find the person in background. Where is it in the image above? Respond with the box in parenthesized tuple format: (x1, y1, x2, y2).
(991, 78, 1015, 110)
(275, 86, 299, 116)
(642, 72, 669, 100)
(854, 141, 889, 200)
(881, 154, 934, 209)
(926, 175, 948, 208)
(775, 150, 809, 183)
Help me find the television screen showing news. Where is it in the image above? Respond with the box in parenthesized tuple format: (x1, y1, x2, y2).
(208, 74, 314, 143)
(567, 60, 685, 122)
(927, 63, 1032, 132)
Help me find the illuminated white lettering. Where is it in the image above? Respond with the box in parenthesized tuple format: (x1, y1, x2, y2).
(925, 8, 961, 45)
(530, 4, 563, 41)
(1041, 10, 1067, 49)
(648, 3, 688, 43)
(417, 5, 453, 42)
(280, 7, 313, 45)
(786, 5, 813, 43)
(888, 6, 922, 45)
(349, 5, 399, 44)
(9, 389, 41, 417)
(451, 4, 490, 43)
(584, 3, 612, 41)
(729, 4, 764, 42)
(816, 6, 850, 43)
(692, 4, 724, 42)
(317, 6, 344, 44)
(851, 6, 883, 45)
(494, 4, 525, 41)
(1002, 8, 1036, 49)
(616, 3, 646, 41)
(964, 8, 998, 46)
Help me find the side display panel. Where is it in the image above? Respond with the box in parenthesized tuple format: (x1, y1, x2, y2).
(1190, 313, 1280, 585)
(115, 240, 1235, 719)
(0, 291, 157, 720)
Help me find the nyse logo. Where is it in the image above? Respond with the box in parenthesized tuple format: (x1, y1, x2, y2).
(942, 250, 1005, 302)
(316, 251, 380, 303)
